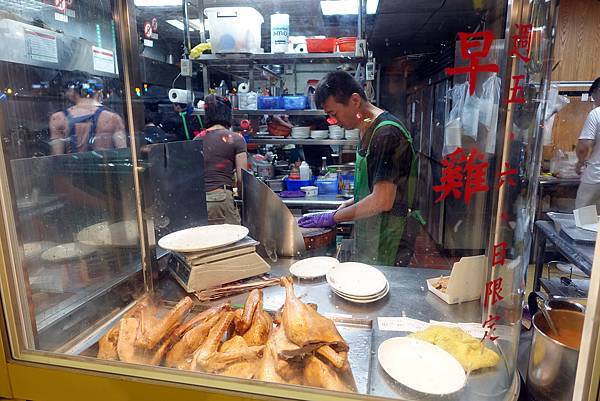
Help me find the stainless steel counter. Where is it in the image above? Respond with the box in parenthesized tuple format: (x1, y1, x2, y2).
(158, 258, 518, 401)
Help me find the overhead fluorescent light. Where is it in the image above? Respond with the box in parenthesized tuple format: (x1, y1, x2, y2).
(188, 18, 205, 31)
(320, 0, 379, 15)
(166, 19, 194, 31)
(135, 0, 181, 7)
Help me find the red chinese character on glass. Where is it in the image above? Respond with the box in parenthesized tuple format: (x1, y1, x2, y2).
(507, 75, 526, 104)
(492, 241, 507, 267)
(484, 278, 505, 307)
(482, 315, 501, 342)
(433, 148, 467, 203)
(498, 162, 518, 188)
(433, 147, 489, 204)
(464, 148, 489, 204)
(511, 24, 533, 63)
(445, 31, 500, 95)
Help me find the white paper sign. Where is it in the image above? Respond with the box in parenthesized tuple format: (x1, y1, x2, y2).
(92, 46, 115, 74)
(54, 12, 68, 22)
(24, 29, 58, 63)
(143, 39, 153, 47)
(378, 317, 430, 332)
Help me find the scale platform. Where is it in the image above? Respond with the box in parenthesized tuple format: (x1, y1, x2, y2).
(168, 236, 270, 292)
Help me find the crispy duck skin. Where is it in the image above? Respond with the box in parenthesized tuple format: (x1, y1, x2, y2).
(235, 289, 261, 334)
(117, 318, 144, 364)
(165, 313, 222, 369)
(202, 335, 264, 373)
(241, 291, 272, 346)
(172, 303, 230, 339)
(316, 345, 348, 369)
(97, 325, 119, 360)
(191, 311, 235, 371)
(280, 277, 348, 352)
(303, 355, 354, 393)
(271, 321, 320, 359)
(255, 335, 287, 384)
(136, 296, 194, 349)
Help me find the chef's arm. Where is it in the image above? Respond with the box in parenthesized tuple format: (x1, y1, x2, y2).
(333, 181, 396, 222)
(235, 152, 247, 196)
(576, 139, 594, 174)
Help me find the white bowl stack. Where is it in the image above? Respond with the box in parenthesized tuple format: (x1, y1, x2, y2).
(310, 129, 329, 139)
(328, 125, 345, 140)
(291, 126, 310, 139)
(326, 262, 389, 303)
(345, 128, 359, 140)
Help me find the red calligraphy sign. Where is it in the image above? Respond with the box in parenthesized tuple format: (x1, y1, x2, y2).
(510, 24, 533, 63)
(507, 75, 526, 104)
(498, 162, 518, 188)
(433, 148, 467, 203)
(492, 242, 507, 267)
(484, 278, 505, 307)
(482, 315, 501, 342)
(433, 147, 489, 204)
(445, 31, 500, 95)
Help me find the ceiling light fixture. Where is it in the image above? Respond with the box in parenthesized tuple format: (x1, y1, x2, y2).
(320, 0, 379, 15)
(166, 19, 194, 31)
(134, 0, 181, 7)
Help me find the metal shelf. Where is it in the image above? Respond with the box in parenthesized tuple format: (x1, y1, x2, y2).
(193, 109, 326, 117)
(249, 138, 357, 146)
(194, 52, 365, 66)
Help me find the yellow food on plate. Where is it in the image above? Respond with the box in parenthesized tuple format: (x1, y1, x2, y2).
(410, 326, 500, 371)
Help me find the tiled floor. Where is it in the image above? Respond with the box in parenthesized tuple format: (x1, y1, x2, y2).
(408, 227, 460, 270)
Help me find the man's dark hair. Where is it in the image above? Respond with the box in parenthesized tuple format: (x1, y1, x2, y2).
(314, 70, 367, 108)
(204, 94, 232, 129)
(590, 77, 600, 97)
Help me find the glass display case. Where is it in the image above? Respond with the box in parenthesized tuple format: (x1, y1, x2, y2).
(0, 0, 599, 401)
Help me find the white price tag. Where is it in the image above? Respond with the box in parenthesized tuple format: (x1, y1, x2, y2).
(582, 93, 590, 102)
(143, 39, 153, 47)
(54, 12, 68, 22)
(377, 317, 430, 332)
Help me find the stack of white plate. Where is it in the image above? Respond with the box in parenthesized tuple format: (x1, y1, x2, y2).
(326, 262, 389, 303)
(310, 130, 329, 139)
(345, 129, 359, 140)
(289, 256, 339, 279)
(291, 126, 310, 139)
(328, 125, 345, 139)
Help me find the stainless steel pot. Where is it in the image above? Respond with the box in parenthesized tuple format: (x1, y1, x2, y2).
(255, 161, 275, 179)
(527, 309, 584, 401)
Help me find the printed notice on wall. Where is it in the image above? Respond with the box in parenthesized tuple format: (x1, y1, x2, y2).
(92, 46, 115, 74)
(24, 29, 58, 63)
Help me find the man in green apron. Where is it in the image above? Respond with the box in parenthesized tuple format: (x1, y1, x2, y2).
(298, 71, 421, 266)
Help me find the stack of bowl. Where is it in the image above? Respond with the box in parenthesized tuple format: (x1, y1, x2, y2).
(328, 125, 345, 139)
(291, 126, 310, 139)
(345, 128, 359, 140)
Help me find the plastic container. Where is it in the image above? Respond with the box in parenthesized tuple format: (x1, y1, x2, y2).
(337, 37, 357, 52)
(306, 38, 336, 53)
(300, 185, 318, 197)
(285, 177, 314, 191)
(270, 13, 289, 53)
(204, 7, 264, 54)
(299, 161, 311, 180)
(316, 179, 338, 195)
(283, 95, 308, 110)
(258, 96, 284, 109)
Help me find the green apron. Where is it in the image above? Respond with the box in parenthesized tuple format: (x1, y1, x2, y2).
(179, 112, 203, 140)
(353, 120, 421, 266)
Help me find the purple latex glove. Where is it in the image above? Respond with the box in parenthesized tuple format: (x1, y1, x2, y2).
(298, 211, 337, 228)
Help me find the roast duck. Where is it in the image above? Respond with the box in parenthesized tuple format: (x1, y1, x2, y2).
(97, 278, 356, 392)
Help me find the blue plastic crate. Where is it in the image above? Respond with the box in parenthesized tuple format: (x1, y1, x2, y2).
(316, 179, 337, 195)
(258, 96, 284, 109)
(283, 96, 308, 110)
(284, 177, 314, 191)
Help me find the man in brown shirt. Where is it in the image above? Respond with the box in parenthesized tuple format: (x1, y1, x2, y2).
(49, 74, 127, 154)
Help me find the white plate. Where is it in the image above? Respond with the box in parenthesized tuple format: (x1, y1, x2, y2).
(378, 337, 466, 395)
(332, 281, 389, 299)
(41, 243, 96, 262)
(326, 262, 388, 297)
(333, 283, 389, 303)
(158, 224, 249, 252)
(77, 220, 139, 247)
(289, 257, 339, 279)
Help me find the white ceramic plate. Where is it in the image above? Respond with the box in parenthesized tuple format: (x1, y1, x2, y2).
(333, 283, 389, 303)
(290, 256, 339, 279)
(158, 224, 249, 252)
(332, 281, 389, 299)
(77, 220, 139, 247)
(23, 241, 56, 259)
(378, 337, 466, 395)
(326, 262, 388, 297)
(41, 242, 95, 262)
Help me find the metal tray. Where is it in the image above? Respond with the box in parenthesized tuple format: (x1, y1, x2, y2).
(547, 212, 596, 243)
